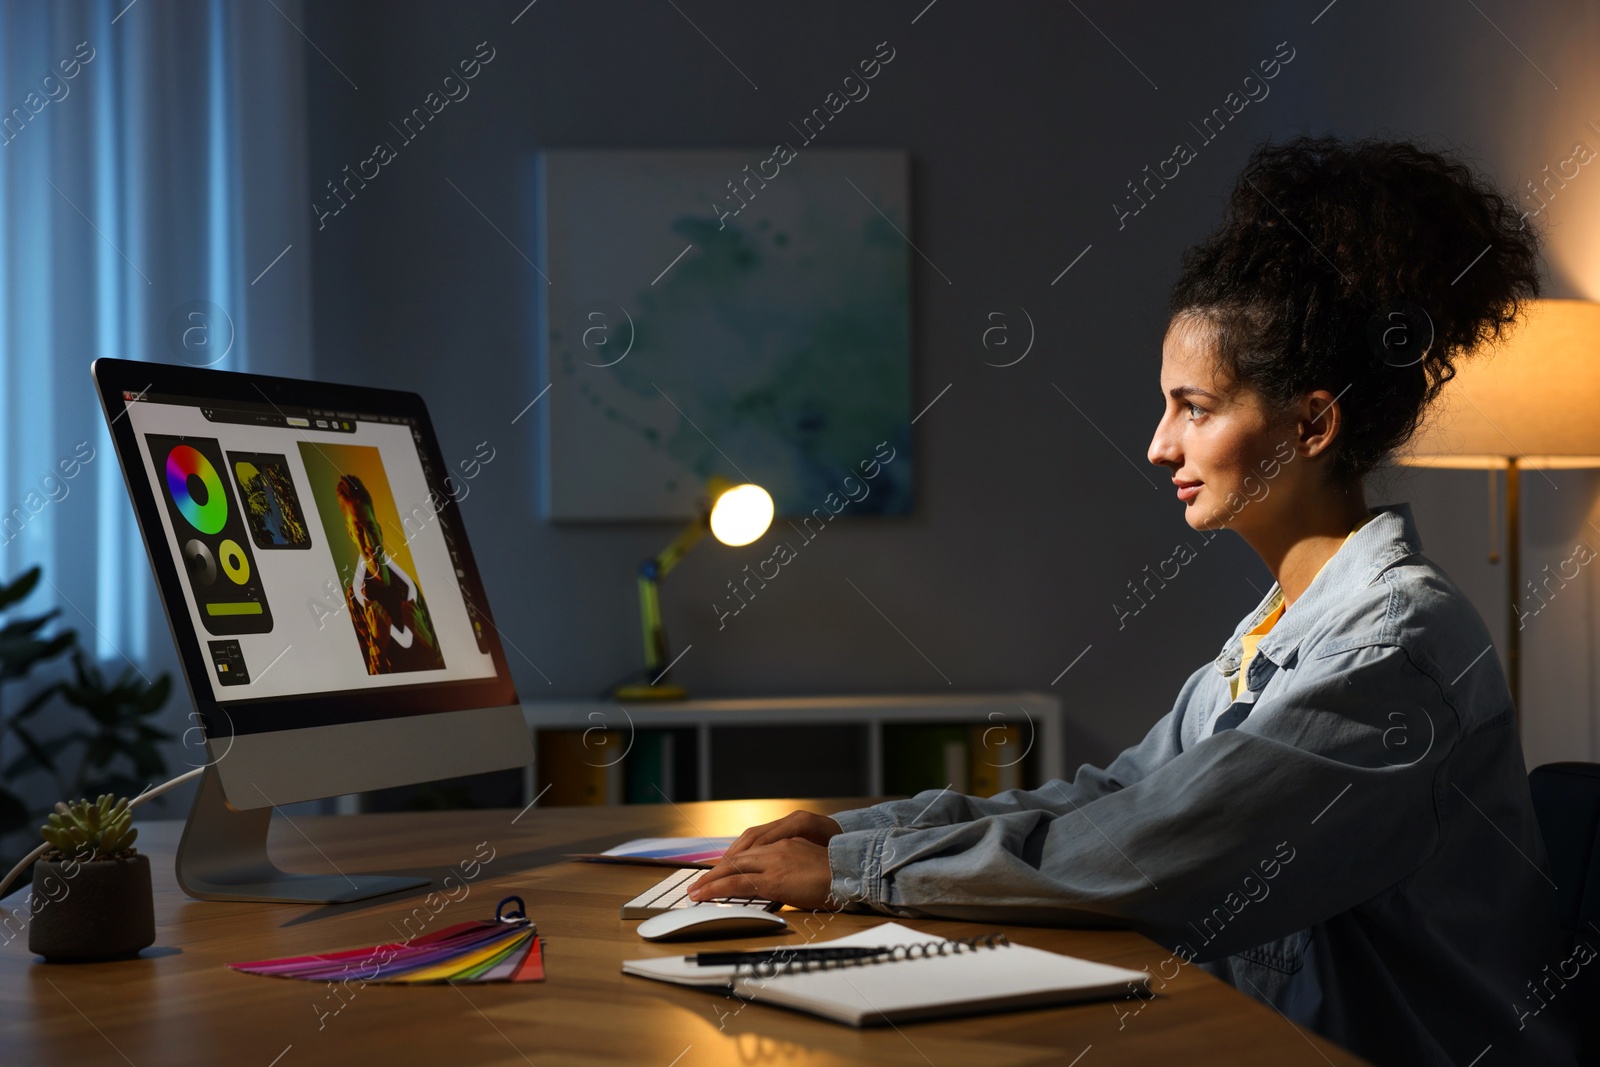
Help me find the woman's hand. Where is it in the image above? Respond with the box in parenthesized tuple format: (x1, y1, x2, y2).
(720, 809, 844, 862)
(685, 810, 845, 910)
(686, 838, 840, 911)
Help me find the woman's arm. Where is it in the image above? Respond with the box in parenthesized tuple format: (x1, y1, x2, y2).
(690, 665, 1205, 902)
(826, 643, 1460, 958)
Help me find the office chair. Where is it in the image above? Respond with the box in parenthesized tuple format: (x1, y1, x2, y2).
(1528, 762, 1600, 938)
(1526, 762, 1599, 1060)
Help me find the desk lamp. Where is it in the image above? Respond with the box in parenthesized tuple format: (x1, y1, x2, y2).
(613, 475, 773, 701)
(1398, 298, 1600, 718)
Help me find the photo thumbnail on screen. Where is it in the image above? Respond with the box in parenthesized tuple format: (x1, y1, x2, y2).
(299, 441, 446, 676)
(230, 452, 313, 550)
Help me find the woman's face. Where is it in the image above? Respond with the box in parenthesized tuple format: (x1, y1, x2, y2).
(1147, 315, 1299, 535)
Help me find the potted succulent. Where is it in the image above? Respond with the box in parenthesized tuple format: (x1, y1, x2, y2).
(28, 794, 154, 961)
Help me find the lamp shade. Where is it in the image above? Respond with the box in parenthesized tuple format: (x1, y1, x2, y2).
(1399, 299, 1600, 470)
(708, 483, 773, 546)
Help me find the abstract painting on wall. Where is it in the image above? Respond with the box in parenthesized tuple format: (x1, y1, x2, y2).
(536, 149, 913, 521)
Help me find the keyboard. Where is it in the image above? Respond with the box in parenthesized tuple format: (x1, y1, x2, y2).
(619, 867, 781, 919)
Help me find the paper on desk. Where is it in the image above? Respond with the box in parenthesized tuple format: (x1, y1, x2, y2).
(567, 836, 736, 868)
(624, 922, 1149, 1027)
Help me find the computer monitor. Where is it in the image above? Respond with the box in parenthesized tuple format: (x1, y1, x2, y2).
(92, 359, 532, 903)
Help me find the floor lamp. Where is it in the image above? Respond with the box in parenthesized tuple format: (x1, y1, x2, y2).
(1397, 298, 1600, 722)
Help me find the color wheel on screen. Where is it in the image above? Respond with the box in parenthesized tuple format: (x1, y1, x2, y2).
(165, 445, 228, 534)
(145, 433, 274, 638)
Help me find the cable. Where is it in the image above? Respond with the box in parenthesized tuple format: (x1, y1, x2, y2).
(0, 766, 204, 901)
(130, 766, 205, 807)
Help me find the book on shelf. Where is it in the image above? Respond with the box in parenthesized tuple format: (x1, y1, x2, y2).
(882, 724, 970, 797)
(535, 729, 624, 806)
(968, 722, 1025, 797)
(884, 721, 1030, 799)
(624, 729, 677, 804)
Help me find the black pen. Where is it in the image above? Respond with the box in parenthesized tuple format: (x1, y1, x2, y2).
(687, 946, 892, 967)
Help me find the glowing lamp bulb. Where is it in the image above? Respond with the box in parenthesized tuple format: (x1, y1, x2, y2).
(709, 483, 774, 546)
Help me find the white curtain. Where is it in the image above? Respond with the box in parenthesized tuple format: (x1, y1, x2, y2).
(0, 0, 313, 679)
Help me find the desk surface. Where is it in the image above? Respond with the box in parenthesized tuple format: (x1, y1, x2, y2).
(1, 799, 1367, 1066)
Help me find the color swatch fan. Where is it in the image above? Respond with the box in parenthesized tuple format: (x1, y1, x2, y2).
(230, 898, 544, 985)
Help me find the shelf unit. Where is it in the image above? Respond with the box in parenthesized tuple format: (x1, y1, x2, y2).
(521, 692, 1064, 805)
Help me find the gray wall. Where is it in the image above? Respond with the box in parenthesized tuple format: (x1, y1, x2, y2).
(300, 1, 1600, 773)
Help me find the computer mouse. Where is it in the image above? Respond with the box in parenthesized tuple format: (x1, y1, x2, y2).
(636, 905, 790, 942)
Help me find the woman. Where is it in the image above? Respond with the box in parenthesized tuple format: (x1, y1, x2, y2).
(689, 137, 1576, 1066)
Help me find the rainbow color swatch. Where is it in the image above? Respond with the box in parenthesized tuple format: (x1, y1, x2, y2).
(231, 913, 544, 985)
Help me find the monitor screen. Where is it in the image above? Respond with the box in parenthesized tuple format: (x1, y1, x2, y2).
(94, 360, 518, 742)
(123, 391, 496, 703)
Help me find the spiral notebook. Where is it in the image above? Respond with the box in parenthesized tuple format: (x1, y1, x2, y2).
(622, 922, 1148, 1026)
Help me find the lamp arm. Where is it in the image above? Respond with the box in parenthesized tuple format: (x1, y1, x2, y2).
(653, 515, 711, 579)
(635, 514, 712, 673)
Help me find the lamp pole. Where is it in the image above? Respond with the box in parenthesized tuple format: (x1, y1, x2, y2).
(1505, 458, 1520, 723)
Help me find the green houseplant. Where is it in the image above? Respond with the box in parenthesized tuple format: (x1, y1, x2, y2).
(28, 794, 155, 961)
(0, 566, 76, 834)
(0, 566, 172, 872)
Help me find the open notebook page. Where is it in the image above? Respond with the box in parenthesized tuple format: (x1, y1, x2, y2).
(624, 921, 1148, 1026)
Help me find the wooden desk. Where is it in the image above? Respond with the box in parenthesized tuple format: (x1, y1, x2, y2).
(0, 799, 1367, 1066)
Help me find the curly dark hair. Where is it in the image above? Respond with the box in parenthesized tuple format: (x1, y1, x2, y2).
(1169, 135, 1542, 482)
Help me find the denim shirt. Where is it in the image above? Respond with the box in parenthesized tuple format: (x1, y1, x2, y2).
(827, 504, 1576, 1066)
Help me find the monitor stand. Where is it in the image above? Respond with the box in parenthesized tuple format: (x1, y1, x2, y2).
(174, 766, 430, 903)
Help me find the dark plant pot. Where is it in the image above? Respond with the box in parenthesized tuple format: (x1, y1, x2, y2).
(28, 852, 155, 962)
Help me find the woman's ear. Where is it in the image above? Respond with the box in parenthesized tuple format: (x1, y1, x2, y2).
(1296, 389, 1343, 459)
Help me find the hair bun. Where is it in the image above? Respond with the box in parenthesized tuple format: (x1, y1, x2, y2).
(1171, 135, 1542, 480)
(1365, 301, 1436, 370)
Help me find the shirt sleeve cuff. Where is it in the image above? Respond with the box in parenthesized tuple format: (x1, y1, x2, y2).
(829, 805, 900, 834)
(828, 827, 890, 909)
